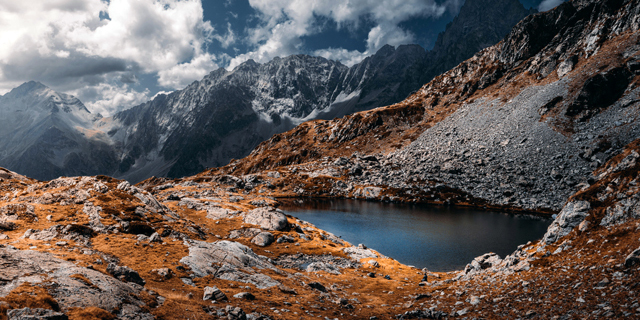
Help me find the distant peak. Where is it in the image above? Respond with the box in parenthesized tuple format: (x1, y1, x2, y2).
(371, 45, 396, 58)
(17, 81, 48, 91)
(6, 81, 49, 97)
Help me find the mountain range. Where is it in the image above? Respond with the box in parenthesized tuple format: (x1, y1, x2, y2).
(0, 0, 533, 182)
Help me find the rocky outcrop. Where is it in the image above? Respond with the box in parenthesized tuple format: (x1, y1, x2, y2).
(542, 201, 591, 244)
(180, 240, 279, 289)
(0, 246, 152, 317)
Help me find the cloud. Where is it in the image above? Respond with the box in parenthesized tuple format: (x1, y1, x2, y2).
(538, 0, 566, 11)
(228, 0, 449, 69)
(158, 53, 219, 89)
(313, 48, 368, 67)
(0, 0, 223, 113)
(70, 82, 150, 117)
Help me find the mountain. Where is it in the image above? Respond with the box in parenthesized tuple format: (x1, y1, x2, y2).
(0, 0, 532, 182)
(219, 0, 640, 214)
(0, 81, 118, 180)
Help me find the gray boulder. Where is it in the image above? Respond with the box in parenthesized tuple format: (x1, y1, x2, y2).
(243, 207, 288, 231)
(203, 286, 227, 301)
(542, 201, 591, 244)
(106, 263, 146, 285)
(251, 232, 274, 247)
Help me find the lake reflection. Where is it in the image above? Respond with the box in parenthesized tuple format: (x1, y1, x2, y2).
(281, 199, 551, 272)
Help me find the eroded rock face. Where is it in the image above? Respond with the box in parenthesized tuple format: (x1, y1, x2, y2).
(542, 201, 591, 245)
(180, 240, 279, 289)
(0, 247, 151, 317)
(243, 207, 288, 231)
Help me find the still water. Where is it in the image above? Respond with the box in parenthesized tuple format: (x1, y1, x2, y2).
(282, 199, 552, 272)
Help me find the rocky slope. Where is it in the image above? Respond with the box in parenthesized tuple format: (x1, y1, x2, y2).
(0, 0, 531, 182)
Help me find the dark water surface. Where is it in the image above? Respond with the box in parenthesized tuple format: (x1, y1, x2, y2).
(281, 199, 551, 272)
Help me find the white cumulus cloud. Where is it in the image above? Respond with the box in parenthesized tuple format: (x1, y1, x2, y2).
(0, 0, 223, 113)
(228, 0, 449, 69)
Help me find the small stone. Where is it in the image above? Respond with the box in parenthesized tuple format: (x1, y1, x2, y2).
(308, 282, 327, 292)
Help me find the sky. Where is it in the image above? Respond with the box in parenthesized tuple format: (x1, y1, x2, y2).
(0, 0, 563, 116)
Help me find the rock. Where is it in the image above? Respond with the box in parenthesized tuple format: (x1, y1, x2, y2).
(624, 247, 640, 268)
(7, 308, 68, 320)
(148, 232, 162, 243)
(308, 282, 327, 292)
(251, 232, 274, 247)
(225, 306, 247, 320)
(465, 253, 502, 274)
(106, 263, 146, 286)
(557, 55, 578, 78)
(566, 67, 633, 118)
(180, 240, 279, 289)
(233, 292, 256, 300)
(306, 262, 341, 275)
(243, 207, 288, 231)
(469, 296, 481, 305)
(203, 286, 227, 301)
(542, 201, 591, 244)
(0, 247, 150, 316)
(0, 219, 17, 231)
(276, 235, 295, 243)
(206, 206, 231, 220)
(343, 246, 378, 261)
(152, 268, 173, 280)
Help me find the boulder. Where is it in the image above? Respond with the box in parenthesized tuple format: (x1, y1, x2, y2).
(251, 232, 274, 247)
(0, 247, 150, 316)
(243, 207, 288, 231)
(106, 263, 146, 286)
(203, 286, 227, 301)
